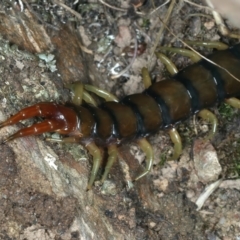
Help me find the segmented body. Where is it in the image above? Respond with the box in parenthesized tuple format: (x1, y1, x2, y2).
(1, 44, 240, 189)
(75, 44, 240, 144)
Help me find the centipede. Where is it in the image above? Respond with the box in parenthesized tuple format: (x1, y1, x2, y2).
(1, 43, 240, 190)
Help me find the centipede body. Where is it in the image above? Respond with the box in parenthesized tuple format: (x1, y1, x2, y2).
(72, 44, 240, 144)
(1, 43, 240, 188)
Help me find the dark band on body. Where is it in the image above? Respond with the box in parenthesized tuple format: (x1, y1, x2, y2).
(199, 59, 226, 102)
(84, 105, 103, 137)
(229, 44, 240, 60)
(99, 104, 120, 138)
(121, 97, 147, 137)
(145, 89, 172, 127)
(174, 74, 200, 113)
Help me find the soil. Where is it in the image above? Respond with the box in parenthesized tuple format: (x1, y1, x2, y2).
(0, 0, 240, 239)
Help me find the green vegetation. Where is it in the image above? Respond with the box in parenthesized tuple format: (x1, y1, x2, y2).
(218, 103, 235, 121)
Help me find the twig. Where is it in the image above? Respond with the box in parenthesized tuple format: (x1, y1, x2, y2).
(22, 0, 59, 31)
(157, 14, 240, 83)
(148, 0, 176, 69)
(98, 0, 127, 12)
(111, 37, 138, 79)
(52, 0, 82, 21)
(184, 0, 212, 11)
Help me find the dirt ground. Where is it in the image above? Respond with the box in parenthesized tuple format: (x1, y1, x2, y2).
(0, 0, 240, 239)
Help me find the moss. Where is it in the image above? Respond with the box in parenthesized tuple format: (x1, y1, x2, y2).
(218, 103, 235, 121)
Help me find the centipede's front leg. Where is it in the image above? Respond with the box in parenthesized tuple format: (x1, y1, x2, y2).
(66, 82, 119, 107)
(47, 136, 105, 190)
(67, 82, 120, 189)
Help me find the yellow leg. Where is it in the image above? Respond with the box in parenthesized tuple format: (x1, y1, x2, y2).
(184, 41, 228, 50)
(168, 128, 182, 160)
(198, 109, 218, 140)
(84, 84, 119, 102)
(155, 52, 178, 76)
(134, 138, 153, 181)
(158, 47, 201, 63)
(225, 97, 240, 109)
(101, 145, 118, 182)
(66, 82, 84, 106)
(66, 82, 119, 106)
(141, 67, 152, 89)
(85, 142, 102, 190)
(66, 82, 97, 106)
(82, 91, 98, 106)
(45, 135, 119, 187)
(46, 136, 80, 143)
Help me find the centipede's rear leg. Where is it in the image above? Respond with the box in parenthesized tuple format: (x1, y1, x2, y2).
(158, 44, 224, 142)
(149, 53, 184, 160)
